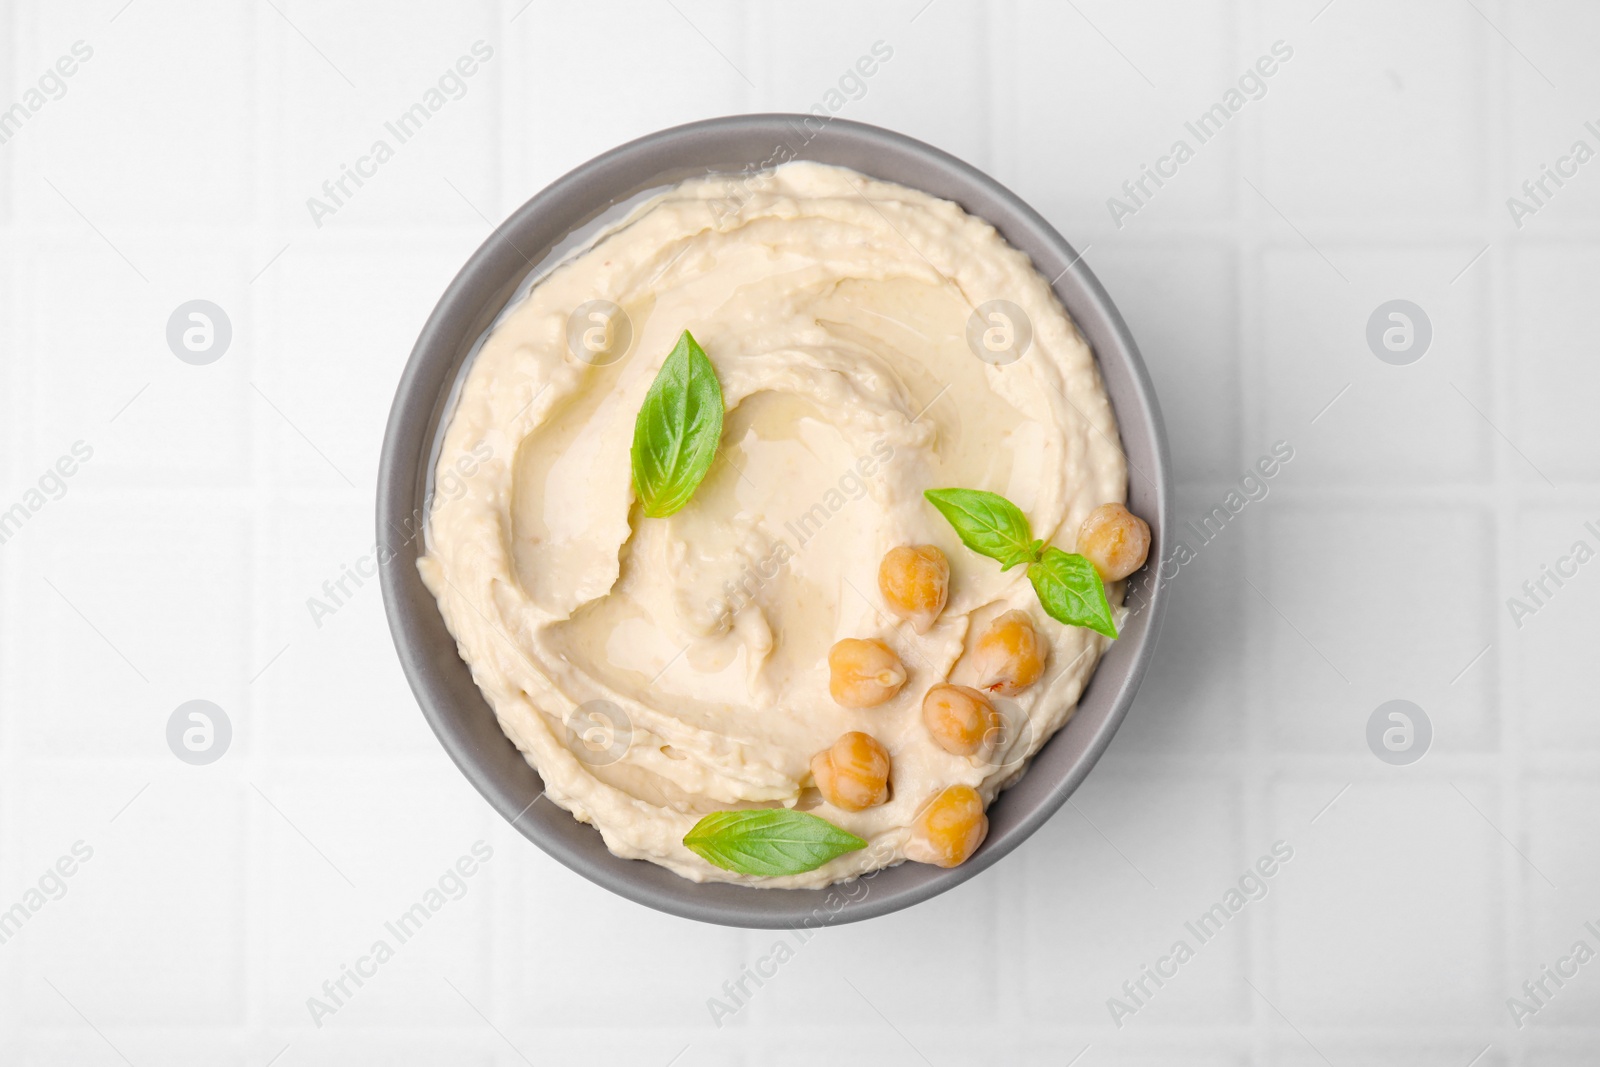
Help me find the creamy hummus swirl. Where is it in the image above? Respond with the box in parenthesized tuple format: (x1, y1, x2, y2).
(419, 162, 1127, 888)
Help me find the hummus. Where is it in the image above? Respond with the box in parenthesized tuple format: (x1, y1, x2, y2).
(419, 161, 1127, 888)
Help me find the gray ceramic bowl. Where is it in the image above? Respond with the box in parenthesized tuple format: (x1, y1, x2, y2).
(378, 114, 1171, 928)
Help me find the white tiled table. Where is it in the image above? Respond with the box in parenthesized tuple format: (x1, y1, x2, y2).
(2, 0, 1598, 1063)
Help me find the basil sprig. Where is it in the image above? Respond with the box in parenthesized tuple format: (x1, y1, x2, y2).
(924, 487, 1118, 638)
(923, 488, 1042, 571)
(1028, 546, 1116, 638)
(631, 330, 724, 518)
(683, 809, 867, 876)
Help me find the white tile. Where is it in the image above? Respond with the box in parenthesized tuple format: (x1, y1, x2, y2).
(5, 499, 250, 755)
(749, 869, 998, 1028)
(268, 1, 501, 231)
(500, 847, 744, 1027)
(1516, 771, 1593, 895)
(510, 1033, 740, 1067)
(11, 0, 256, 227)
(1114, 487, 1248, 755)
(1257, 245, 1492, 486)
(1254, 0, 1485, 218)
(1523, 779, 1600, 1028)
(1019, 773, 1246, 1026)
(1269, 1044, 1508, 1067)
(11, 1035, 250, 1067)
(1500, 90, 1600, 231)
(1510, 246, 1600, 482)
(0, 766, 148, 1004)
(1509, 505, 1600, 750)
(258, 764, 498, 1028)
(754, 1, 990, 168)
(504, 1, 750, 196)
(10, 769, 247, 1026)
(1264, 776, 1503, 1026)
(1505, 0, 1600, 99)
(1090, 243, 1240, 483)
(0, 2, 15, 227)
(254, 1039, 497, 1067)
(1502, 2, 1600, 229)
(1021, 1049, 1244, 1067)
(0, 246, 18, 487)
(1008, 0, 1238, 238)
(1262, 502, 1496, 752)
(758, 1033, 997, 1067)
(12, 235, 260, 487)
(257, 238, 472, 491)
(1528, 1045, 1600, 1067)
(254, 500, 436, 758)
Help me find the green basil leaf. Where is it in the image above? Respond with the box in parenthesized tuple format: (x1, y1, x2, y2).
(923, 488, 1040, 570)
(631, 330, 724, 518)
(1028, 546, 1117, 638)
(683, 809, 867, 877)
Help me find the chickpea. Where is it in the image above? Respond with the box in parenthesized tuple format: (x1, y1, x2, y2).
(905, 784, 988, 868)
(972, 609, 1046, 695)
(921, 684, 1001, 758)
(828, 638, 907, 708)
(878, 544, 949, 633)
(810, 731, 891, 811)
(1077, 502, 1151, 582)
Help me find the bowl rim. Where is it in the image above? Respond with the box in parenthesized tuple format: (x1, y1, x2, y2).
(377, 113, 1172, 928)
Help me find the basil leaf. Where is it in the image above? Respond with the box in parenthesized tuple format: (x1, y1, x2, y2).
(631, 330, 725, 518)
(1028, 546, 1117, 638)
(924, 488, 1041, 570)
(683, 809, 867, 877)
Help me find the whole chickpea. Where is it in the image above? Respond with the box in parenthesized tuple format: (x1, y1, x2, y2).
(905, 784, 988, 868)
(828, 638, 907, 708)
(1077, 503, 1151, 581)
(921, 684, 1001, 758)
(878, 544, 949, 633)
(972, 610, 1046, 695)
(810, 731, 891, 811)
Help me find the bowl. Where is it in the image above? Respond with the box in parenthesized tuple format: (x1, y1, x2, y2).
(377, 114, 1171, 927)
